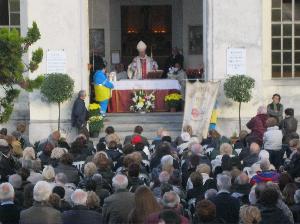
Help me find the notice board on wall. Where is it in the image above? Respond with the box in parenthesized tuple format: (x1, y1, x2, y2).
(46, 50, 66, 74)
(226, 48, 246, 75)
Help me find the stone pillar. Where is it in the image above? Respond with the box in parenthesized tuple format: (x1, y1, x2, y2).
(21, 0, 90, 143)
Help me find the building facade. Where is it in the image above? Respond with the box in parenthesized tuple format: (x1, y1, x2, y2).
(0, 0, 299, 142)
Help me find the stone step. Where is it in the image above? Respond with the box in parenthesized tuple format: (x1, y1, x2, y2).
(96, 112, 184, 142)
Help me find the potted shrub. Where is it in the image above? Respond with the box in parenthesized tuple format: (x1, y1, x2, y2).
(88, 103, 103, 138)
(40, 73, 74, 131)
(164, 93, 182, 112)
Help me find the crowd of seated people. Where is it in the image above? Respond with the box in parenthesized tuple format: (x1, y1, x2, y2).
(0, 104, 299, 224)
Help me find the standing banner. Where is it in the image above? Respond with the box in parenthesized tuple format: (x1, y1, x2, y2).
(182, 81, 220, 139)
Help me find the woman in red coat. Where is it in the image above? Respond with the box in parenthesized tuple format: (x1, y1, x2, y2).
(246, 106, 269, 146)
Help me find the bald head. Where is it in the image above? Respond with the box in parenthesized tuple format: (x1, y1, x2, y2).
(250, 143, 260, 155)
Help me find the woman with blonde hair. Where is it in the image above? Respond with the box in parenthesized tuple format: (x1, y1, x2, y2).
(239, 205, 261, 224)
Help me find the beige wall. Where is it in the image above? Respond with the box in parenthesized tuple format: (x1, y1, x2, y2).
(20, 0, 90, 142)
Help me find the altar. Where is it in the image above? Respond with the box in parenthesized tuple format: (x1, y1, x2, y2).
(108, 79, 181, 113)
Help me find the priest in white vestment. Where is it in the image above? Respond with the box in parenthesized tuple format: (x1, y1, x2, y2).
(128, 41, 158, 80)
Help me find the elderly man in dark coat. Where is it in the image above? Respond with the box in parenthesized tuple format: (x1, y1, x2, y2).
(63, 189, 102, 224)
(71, 90, 88, 132)
(102, 174, 135, 224)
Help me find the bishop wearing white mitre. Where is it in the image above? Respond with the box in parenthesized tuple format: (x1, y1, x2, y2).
(128, 41, 158, 80)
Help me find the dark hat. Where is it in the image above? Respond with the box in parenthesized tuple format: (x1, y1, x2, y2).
(52, 186, 65, 199)
(0, 139, 10, 154)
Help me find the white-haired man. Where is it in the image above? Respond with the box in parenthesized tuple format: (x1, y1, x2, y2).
(145, 191, 189, 223)
(62, 189, 102, 224)
(128, 40, 158, 80)
(210, 174, 240, 224)
(0, 182, 21, 224)
(20, 181, 62, 224)
(102, 174, 135, 224)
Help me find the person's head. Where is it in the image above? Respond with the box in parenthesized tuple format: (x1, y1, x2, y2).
(204, 189, 217, 200)
(289, 139, 300, 149)
(33, 181, 52, 202)
(159, 171, 171, 184)
(50, 147, 66, 160)
(158, 210, 181, 224)
(105, 126, 115, 135)
(278, 172, 293, 191)
(239, 205, 261, 224)
(93, 151, 110, 170)
(266, 117, 278, 128)
(0, 128, 7, 136)
(161, 191, 180, 209)
(8, 174, 22, 189)
(52, 185, 65, 199)
(42, 165, 55, 182)
(122, 144, 134, 155)
(258, 150, 269, 161)
(283, 183, 298, 206)
(235, 172, 249, 185)
(221, 155, 233, 171)
(195, 200, 216, 222)
(60, 153, 73, 166)
(131, 135, 143, 146)
(105, 133, 121, 146)
(22, 147, 36, 160)
(112, 174, 128, 191)
(134, 186, 161, 221)
(17, 168, 30, 181)
(257, 106, 267, 115)
(250, 143, 260, 155)
(259, 186, 279, 207)
(86, 191, 100, 209)
(220, 143, 233, 155)
(174, 63, 182, 71)
(78, 90, 86, 100)
(48, 193, 60, 209)
(161, 155, 174, 173)
(190, 143, 203, 156)
(217, 174, 231, 191)
(190, 171, 203, 188)
(196, 163, 211, 175)
(51, 131, 61, 142)
(294, 189, 300, 204)
(128, 163, 140, 178)
(55, 173, 68, 185)
(134, 125, 143, 135)
(0, 183, 14, 202)
(272, 93, 281, 104)
(71, 189, 87, 206)
(285, 108, 294, 117)
(260, 159, 271, 171)
(137, 41, 147, 57)
(84, 162, 97, 177)
(0, 139, 10, 155)
(16, 123, 26, 133)
(115, 63, 125, 73)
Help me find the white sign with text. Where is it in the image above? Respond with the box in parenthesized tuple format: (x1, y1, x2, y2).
(46, 50, 66, 74)
(226, 48, 246, 75)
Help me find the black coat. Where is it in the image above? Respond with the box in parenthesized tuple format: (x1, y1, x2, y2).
(62, 205, 102, 224)
(280, 116, 298, 144)
(71, 97, 88, 128)
(259, 205, 292, 224)
(0, 203, 21, 224)
(291, 203, 300, 224)
(210, 192, 240, 224)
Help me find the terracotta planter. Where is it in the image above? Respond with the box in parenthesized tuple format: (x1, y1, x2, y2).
(170, 107, 177, 112)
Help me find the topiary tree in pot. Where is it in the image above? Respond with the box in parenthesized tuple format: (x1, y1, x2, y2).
(224, 75, 255, 132)
(0, 22, 44, 123)
(40, 73, 74, 131)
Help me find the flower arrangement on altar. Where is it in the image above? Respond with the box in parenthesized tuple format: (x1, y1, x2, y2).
(164, 93, 182, 111)
(130, 90, 155, 113)
(88, 103, 103, 137)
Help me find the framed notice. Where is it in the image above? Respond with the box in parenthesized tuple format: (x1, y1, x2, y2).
(46, 50, 66, 74)
(226, 48, 246, 75)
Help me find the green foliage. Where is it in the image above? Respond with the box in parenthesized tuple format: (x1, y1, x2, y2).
(40, 73, 74, 130)
(224, 75, 255, 131)
(88, 116, 104, 133)
(0, 22, 43, 123)
(40, 74, 74, 104)
(224, 75, 255, 103)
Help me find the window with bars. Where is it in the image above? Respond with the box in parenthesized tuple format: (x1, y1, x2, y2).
(272, 0, 300, 78)
(0, 0, 20, 31)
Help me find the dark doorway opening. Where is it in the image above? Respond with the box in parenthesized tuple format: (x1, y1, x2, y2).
(121, 5, 172, 68)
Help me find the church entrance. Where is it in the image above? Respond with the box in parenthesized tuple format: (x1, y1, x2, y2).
(121, 5, 172, 68)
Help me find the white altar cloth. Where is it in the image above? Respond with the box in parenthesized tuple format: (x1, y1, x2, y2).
(112, 79, 181, 90)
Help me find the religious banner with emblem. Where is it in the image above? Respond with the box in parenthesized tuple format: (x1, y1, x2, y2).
(182, 81, 220, 139)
